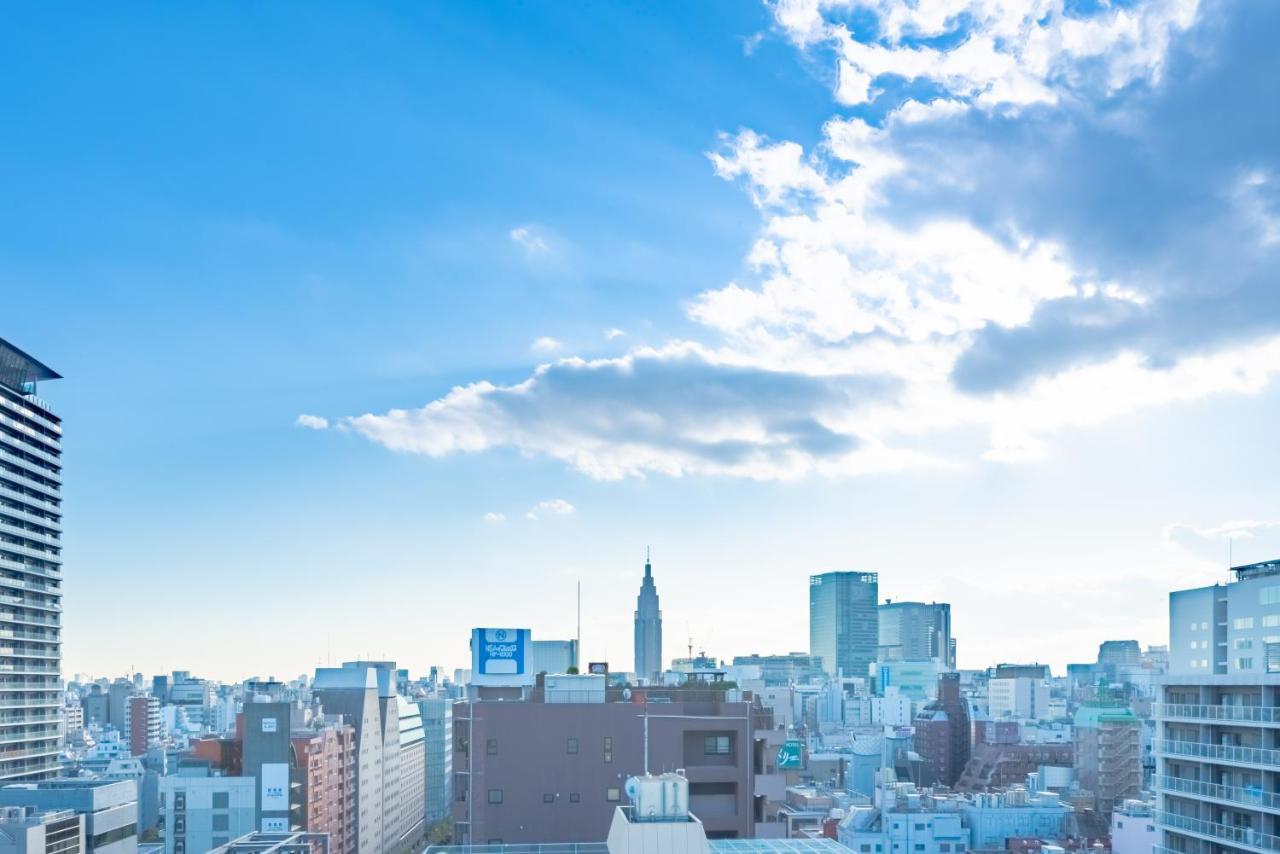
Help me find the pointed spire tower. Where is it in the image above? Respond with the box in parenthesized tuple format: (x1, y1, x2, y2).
(633, 548, 663, 683)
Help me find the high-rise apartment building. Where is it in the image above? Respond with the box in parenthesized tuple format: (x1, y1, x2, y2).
(633, 557, 662, 682)
(878, 601, 955, 668)
(1155, 559, 1280, 854)
(809, 572, 878, 680)
(0, 338, 63, 781)
(312, 662, 425, 854)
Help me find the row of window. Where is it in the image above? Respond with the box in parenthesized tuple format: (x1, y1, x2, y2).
(485, 788, 620, 804)
(474, 734, 731, 760)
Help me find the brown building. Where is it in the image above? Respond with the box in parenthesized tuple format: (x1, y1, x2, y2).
(914, 672, 971, 787)
(292, 718, 357, 854)
(127, 694, 161, 756)
(955, 742, 1073, 791)
(453, 681, 775, 844)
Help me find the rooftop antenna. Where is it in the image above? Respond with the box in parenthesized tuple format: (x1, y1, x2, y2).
(576, 578, 582, 671)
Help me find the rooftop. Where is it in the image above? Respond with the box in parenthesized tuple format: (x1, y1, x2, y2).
(0, 337, 60, 395)
(1232, 559, 1280, 581)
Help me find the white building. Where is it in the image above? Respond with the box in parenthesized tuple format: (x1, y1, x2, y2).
(0, 807, 83, 854)
(1110, 800, 1156, 854)
(1156, 559, 1280, 854)
(988, 677, 1051, 721)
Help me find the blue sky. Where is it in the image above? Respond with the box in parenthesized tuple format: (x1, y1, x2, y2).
(4, 1, 1279, 681)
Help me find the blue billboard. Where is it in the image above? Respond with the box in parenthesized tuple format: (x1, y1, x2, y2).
(471, 628, 534, 687)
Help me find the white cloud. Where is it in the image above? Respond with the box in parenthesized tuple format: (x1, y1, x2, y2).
(510, 225, 551, 254)
(741, 32, 765, 56)
(482, 512, 507, 523)
(335, 2, 1280, 482)
(774, 0, 1200, 110)
(604, 328, 625, 340)
(295, 414, 329, 430)
(532, 336, 563, 353)
(526, 498, 575, 520)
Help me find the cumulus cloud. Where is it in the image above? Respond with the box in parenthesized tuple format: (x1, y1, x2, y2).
(334, 1, 1280, 480)
(604, 328, 625, 340)
(526, 499, 575, 520)
(532, 336, 563, 353)
(296, 414, 329, 430)
(482, 512, 506, 523)
(510, 225, 550, 254)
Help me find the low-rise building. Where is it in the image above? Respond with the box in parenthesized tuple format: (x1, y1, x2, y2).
(0, 807, 84, 854)
(0, 779, 139, 854)
(159, 773, 255, 854)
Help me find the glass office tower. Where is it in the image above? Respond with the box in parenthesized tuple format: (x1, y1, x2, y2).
(0, 338, 63, 780)
(809, 571, 878, 680)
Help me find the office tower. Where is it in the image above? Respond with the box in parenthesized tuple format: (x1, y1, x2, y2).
(1097, 639, 1142, 683)
(0, 338, 62, 781)
(1155, 558, 1280, 854)
(914, 672, 971, 787)
(633, 556, 663, 682)
(241, 702, 296, 833)
(878, 601, 955, 668)
(809, 571, 878, 680)
(988, 673, 1051, 720)
(416, 698, 453, 826)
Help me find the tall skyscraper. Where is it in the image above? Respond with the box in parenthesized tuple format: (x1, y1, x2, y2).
(878, 600, 956, 667)
(633, 554, 663, 682)
(809, 571, 878, 680)
(0, 338, 62, 781)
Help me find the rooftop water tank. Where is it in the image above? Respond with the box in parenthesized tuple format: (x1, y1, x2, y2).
(625, 772, 689, 822)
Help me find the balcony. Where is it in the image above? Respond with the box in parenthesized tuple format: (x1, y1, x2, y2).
(1157, 703, 1280, 726)
(1157, 809, 1280, 852)
(1158, 739, 1280, 767)
(0, 484, 60, 517)
(1157, 775, 1280, 813)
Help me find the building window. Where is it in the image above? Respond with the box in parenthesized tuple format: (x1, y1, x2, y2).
(544, 793, 555, 803)
(1235, 617, 1256, 630)
(567, 737, 579, 755)
(486, 738, 498, 755)
(604, 737, 613, 764)
(212, 792, 228, 809)
(1261, 586, 1280, 606)
(704, 735, 731, 755)
(488, 789, 503, 804)
(1237, 639, 1254, 650)
(1237, 657, 1254, 670)
(173, 817, 186, 834)
(174, 793, 186, 812)
(570, 793, 580, 803)
(212, 815, 229, 832)
(915, 846, 925, 852)
(607, 787, 621, 802)
(1264, 615, 1280, 627)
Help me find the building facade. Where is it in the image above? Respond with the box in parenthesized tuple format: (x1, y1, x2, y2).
(452, 689, 763, 844)
(914, 673, 971, 788)
(0, 780, 138, 854)
(0, 339, 63, 781)
(1156, 558, 1280, 854)
(633, 558, 663, 682)
(290, 717, 356, 854)
(878, 602, 955, 668)
(417, 698, 453, 826)
(810, 572, 878, 681)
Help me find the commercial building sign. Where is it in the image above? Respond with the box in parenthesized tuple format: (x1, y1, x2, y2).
(471, 628, 534, 687)
(588, 662, 609, 675)
(777, 739, 803, 769)
(261, 762, 289, 811)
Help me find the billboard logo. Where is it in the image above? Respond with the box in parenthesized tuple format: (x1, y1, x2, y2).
(777, 739, 803, 769)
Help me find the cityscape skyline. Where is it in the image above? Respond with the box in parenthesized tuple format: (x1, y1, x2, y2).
(5, 1, 1280, 685)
